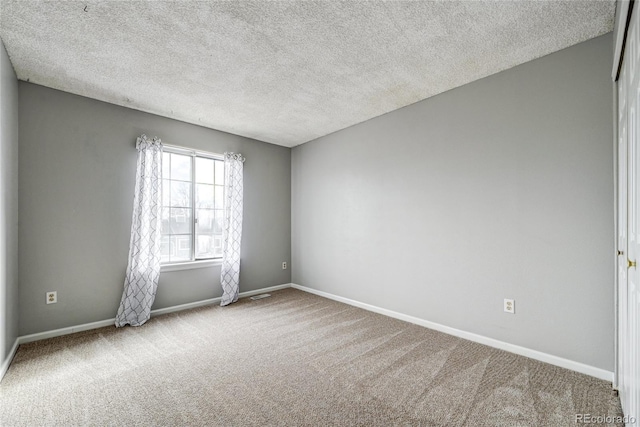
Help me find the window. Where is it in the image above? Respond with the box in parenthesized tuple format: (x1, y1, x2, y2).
(161, 146, 225, 264)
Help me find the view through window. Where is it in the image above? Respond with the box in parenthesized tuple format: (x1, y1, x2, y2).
(161, 147, 225, 263)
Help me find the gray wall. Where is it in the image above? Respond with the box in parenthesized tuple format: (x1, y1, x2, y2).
(292, 34, 614, 371)
(0, 39, 19, 363)
(19, 83, 291, 335)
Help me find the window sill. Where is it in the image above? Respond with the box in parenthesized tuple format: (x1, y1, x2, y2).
(161, 259, 222, 272)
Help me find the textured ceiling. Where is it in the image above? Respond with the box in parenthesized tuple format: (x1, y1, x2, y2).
(0, 1, 614, 147)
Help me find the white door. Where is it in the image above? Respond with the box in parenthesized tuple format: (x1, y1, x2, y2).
(618, 47, 629, 408)
(618, 4, 640, 423)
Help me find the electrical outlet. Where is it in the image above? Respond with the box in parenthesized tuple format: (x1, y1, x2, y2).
(504, 298, 515, 314)
(282, 262, 287, 270)
(46, 291, 57, 305)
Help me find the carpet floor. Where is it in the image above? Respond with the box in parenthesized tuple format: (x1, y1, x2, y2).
(0, 288, 623, 426)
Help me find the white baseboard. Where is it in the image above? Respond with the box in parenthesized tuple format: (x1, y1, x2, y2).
(149, 283, 292, 317)
(9, 282, 612, 383)
(0, 338, 19, 381)
(17, 283, 293, 346)
(18, 318, 116, 344)
(291, 283, 614, 382)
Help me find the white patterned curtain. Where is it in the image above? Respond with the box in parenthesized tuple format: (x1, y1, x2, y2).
(220, 152, 245, 306)
(115, 135, 163, 327)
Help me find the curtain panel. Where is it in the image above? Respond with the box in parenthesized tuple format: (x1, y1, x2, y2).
(115, 135, 163, 327)
(220, 152, 245, 306)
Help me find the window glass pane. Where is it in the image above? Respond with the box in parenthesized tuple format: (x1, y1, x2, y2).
(195, 157, 214, 184)
(196, 209, 215, 232)
(160, 151, 222, 264)
(160, 235, 170, 263)
(214, 160, 224, 185)
(162, 152, 170, 179)
(162, 180, 170, 207)
(213, 235, 223, 257)
(196, 184, 214, 209)
(195, 234, 222, 258)
(196, 234, 213, 259)
(170, 208, 192, 234)
(170, 235, 191, 262)
(170, 153, 191, 181)
(214, 185, 224, 209)
(170, 181, 192, 207)
(196, 209, 220, 259)
(161, 207, 171, 234)
(214, 210, 224, 234)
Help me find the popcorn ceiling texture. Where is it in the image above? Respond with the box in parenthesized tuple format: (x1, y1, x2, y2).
(0, 1, 614, 147)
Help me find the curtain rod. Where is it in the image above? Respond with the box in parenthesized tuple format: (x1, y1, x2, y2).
(162, 142, 224, 159)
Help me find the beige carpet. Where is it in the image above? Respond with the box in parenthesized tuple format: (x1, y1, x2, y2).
(0, 288, 623, 426)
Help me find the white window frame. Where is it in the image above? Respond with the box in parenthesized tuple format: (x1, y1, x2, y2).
(161, 144, 224, 272)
